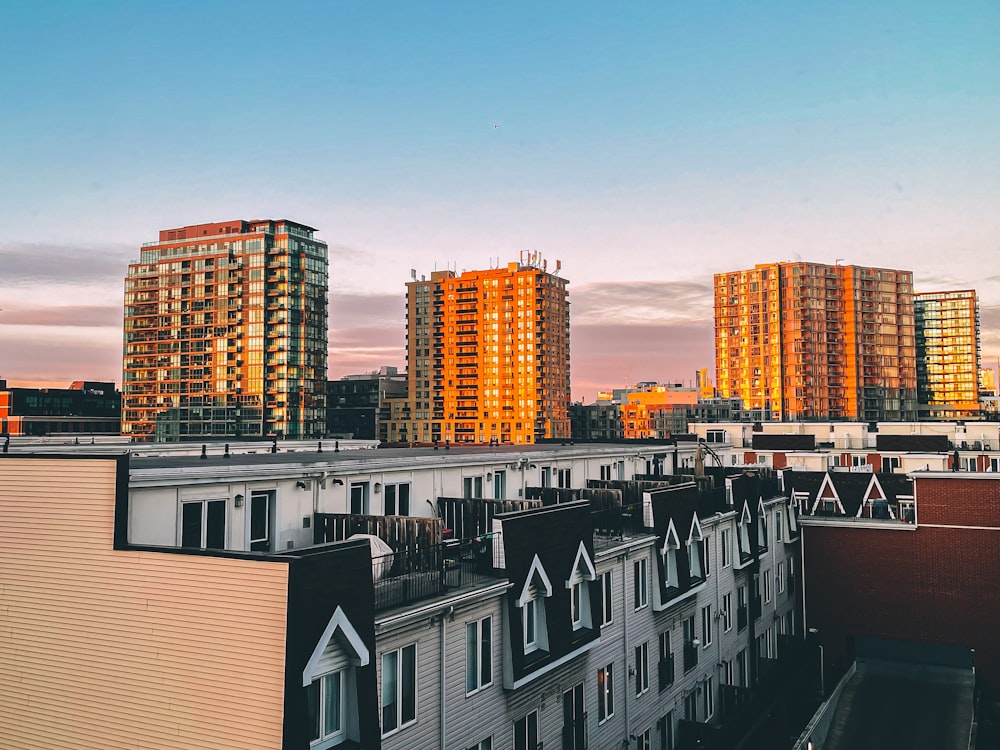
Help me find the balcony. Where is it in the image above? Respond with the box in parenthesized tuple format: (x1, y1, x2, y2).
(658, 654, 675, 692)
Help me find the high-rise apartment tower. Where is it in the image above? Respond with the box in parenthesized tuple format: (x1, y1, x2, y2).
(915, 290, 981, 419)
(386, 254, 570, 445)
(123, 219, 328, 441)
(714, 262, 917, 421)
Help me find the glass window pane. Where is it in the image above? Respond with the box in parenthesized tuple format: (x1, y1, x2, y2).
(382, 651, 398, 731)
(324, 672, 341, 735)
(401, 645, 416, 723)
(206, 500, 226, 549)
(181, 502, 202, 547)
(466, 622, 477, 692)
(481, 618, 492, 685)
(307, 680, 320, 741)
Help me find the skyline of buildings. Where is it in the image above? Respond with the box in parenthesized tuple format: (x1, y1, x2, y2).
(122, 219, 329, 441)
(384, 254, 571, 445)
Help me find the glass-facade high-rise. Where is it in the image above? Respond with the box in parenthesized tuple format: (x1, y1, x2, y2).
(915, 290, 981, 419)
(123, 219, 328, 441)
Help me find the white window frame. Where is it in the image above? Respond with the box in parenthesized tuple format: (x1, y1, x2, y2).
(701, 605, 712, 647)
(598, 663, 615, 723)
(600, 571, 614, 627)
(687, 515, 704, 580)
(518, 554, 553, 654)
(567, 541, 597, 631)
(661, 520, 681, 590)
(308, 670, 346, 747)
(381, 643, 417, 736)
(704, 676, 714, 719)
(635, 641, 650, 697)
(777, 561, 785, 594)
(179, 498, 227, 550)
(466, 616, 492, 695)
(634, 557, 649, 610)
(513, 710, 538, 750)
(383, 482, 411, 516)
(720, 527, 731, 567)
(775, 510, 783, 542)
(763, 569, 772, 603)
(722, 592, 733, 632)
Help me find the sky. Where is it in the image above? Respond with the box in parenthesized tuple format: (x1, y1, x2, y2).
(2, 1, 999, 402)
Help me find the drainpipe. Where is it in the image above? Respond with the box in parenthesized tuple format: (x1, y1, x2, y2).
(439, 611, 447, 750)
(622, 550, 631, 745)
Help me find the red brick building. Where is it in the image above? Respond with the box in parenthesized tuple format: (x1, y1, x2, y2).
(800, 471, 1000, 692)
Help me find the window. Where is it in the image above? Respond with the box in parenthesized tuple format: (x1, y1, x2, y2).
(557, 467, 572, 488)
(737, 585, 747, 631)
(661, 522, 680, 590)
(757, 503, 768, 551)
(381, 644, 416, 735)
(463, 476, 484, 499)
(684, 690, 697, 720)
(687, 516, 704, 580)
(636, 728, 651, 750)
(635, 642, 650, 696)
(634, 558, 648, 609)
(563, 683, 586, 750)
(658, 630, 673, 691)
(598, 663, 615, 723)
(763, 570, 772, 603)
(249, 490, 274, 552)
(466, 616, 492, 694)
(737, 649, 748, 687)
(600, 571, 614, 626)
(518, 554, 552, 654)
(703, 676, 714, 719)
(350, 482, 370, 515)
(600, 464, 612, 481)
(722, 593, 733, 632)
(701, 605, 712, 647)
(720, 528, 731, 567)
(308, 670, 345, 746)
(513, 711, 538, 750)
(181, 499, 226, 549)
(659, 711, 674, 750)
(541, 467, 552, 487)
(493, 470, 506, 499)
(567, 541, 597, 631)
(775, 510, 782, 542)
(384, 483, 410, 516)
(777, 562, 785, 594)
(723, 659, 734, 685)
(468, 738, 492, 750)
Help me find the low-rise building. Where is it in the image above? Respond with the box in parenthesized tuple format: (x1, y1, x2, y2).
(0, 379, 120, 436)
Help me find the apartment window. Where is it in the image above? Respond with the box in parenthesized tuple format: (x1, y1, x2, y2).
(636, 728, 651, 750)
(466, 616, 492, 694)
(757, 504, 768, 550)
(463, 476, 484, 499)
(635, 642, 650, 696)
(777, 561, 785, 594)
(600, 571, 614, 626)
(763, 570, 772, 603)
(557, 468, 572, 488)
(384, 482, 410, 516)
(468, 738, 492, 750)
(723, 659, 734, 685)
(703, 676, 715, 719)
(684, 690, 697, 720)
(701, 605, 712, 647)
(180, 499, 226, 549)
(563, 683, 586, 750)
(307, 670, 345, 747)
(519, 556, 552, 654)
(775, 510, 783, 542)
(513, 711, 538, 750)
(722, 592, 733, 632)
(659, 711, 674, 750)
(720, 527, 731, 567)
(634, 557, 649, 610)
(523, 598, 543, 652)
(568, 542, 597, 631)
(381, 644, 416, 735)
(350, 482, 370, 515)
(737, 649, 748, 687)
(662, 524, 680, 589)
(598, 663, 615, 723)
(600, 464, 612, 481)
(541, 467, 552, 487)
(658, 630, 673, 691)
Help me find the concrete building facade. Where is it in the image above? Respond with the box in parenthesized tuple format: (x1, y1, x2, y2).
(123, 219, 328, 442)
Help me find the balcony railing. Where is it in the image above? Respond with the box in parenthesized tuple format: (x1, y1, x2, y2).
(683, 641, 699, 673)
(658, 654, 675, 692)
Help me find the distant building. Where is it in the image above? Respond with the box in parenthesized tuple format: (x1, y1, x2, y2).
(915, 290, 982, 419)
(569, 401, 622, 441)
(714, 262, 918, 421)
(621, 386, 697, 439)
(326, 367, 407, 440)
(122, 219, 328, 441)
(0, 380, 120, 436)
(385, 254, 570, 445)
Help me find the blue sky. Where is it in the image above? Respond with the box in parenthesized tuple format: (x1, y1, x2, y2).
(2, 1, 1000, 399)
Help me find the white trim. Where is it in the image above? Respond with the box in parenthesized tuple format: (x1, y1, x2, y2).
(566, 540, 597, 586)
(687, 513, 704, 545)
(810, 474, 845, 515)
(660, 519, 681, 557)
(517, 554, 554, 607)
(507, 636, 602, 690)
(303, 606, 370, 687)
(919, 523, 1000, 531)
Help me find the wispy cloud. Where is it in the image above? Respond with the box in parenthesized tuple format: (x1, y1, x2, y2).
(0, 305, 121, 328)
(0, 242, 131, 285)
(572, 280, 714, 325)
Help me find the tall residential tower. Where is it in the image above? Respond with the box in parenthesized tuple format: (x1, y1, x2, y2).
(714, 262, 917, 421)
(386, 254, 570, 445)
(123, 219, 328, 441)
(915, 289, 981, 419)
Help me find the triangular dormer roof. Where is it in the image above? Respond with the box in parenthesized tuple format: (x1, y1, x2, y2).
(661, 518, 681, 556)
(517, 553, 554, 607)
(687, 513, 703, 545)
(302, 605, 370, 687)
(739, 500, 753, 525)
(811, 474, 845, 514)
(566, 540, 597, 587)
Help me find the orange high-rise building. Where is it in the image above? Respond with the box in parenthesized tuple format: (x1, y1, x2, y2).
(123, 219, 328, 441)
(915, 290, 981, 419)
(714, 262, 917, 421)
(386, 255, 570, 445)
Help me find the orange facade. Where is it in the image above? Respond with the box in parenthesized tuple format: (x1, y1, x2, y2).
(386, 258, 570, 444)
(714, 262, 917, 421)
(620, 389, 697, 439)
(123, 220, 328, 441)
(915, 290, 981, 418)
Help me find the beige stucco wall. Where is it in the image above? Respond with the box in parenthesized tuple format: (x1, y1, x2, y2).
(0, 456, 289, 750)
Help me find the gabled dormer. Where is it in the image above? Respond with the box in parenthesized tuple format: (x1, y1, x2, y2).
(811, 473, 845, 516)
(857, 474, 895, 520)
(648, 483, 709, 610)
(735, 500, 754, 568)
(566, 540, 597, 632)
(517, 553, 554, 655)
(756, 497, 768, 554)
(785, 493, 800, 541)
(301, 606, 370, 749)
(660, 519, 681, 593)
(687, 513, 705, 583)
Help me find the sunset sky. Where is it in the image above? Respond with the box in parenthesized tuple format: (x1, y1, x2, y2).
(2, 1, 999, 402)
